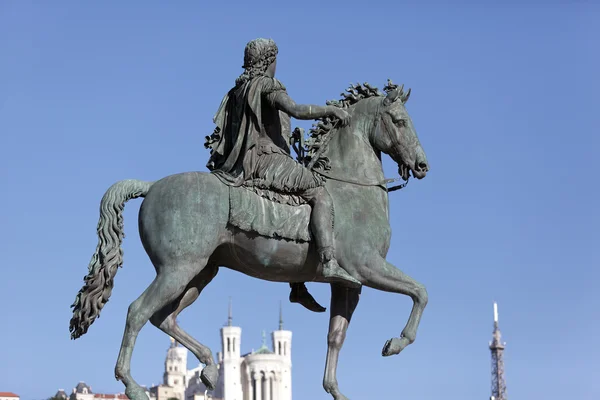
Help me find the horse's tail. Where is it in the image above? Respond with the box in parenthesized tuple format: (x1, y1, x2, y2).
(69, 179, 154, 340)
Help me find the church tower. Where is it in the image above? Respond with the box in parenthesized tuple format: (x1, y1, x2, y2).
(221, 298, 243, 400)
(272, 303, 292, 400)
(164, 337, 187, 400)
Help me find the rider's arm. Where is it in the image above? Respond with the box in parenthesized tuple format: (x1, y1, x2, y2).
(267, 91, 337, 120)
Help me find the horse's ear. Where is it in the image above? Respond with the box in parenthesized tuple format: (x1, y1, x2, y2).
(401, 88, 411, 103)
(383, 79, 403, 106)
(383, 89, 400, 106)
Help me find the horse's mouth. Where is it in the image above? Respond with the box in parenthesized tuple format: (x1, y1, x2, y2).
(399, 163, 411, 181)
(399, 162, 428, 181)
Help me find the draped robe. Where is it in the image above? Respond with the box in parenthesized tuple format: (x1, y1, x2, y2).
(207, 75, 293, 187)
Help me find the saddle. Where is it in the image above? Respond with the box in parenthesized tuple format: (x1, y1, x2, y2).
(222, 125, 320, 242)
(228, 184, 312, 242)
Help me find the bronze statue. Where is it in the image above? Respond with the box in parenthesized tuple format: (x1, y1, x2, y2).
(70, 38, 430, 400)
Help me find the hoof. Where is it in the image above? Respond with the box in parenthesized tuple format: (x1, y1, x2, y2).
(201, 364, 219, 390)
(323, 382, 349, 400)
(114, 366, 125, 382)
(381, 337, 410, 357)
(124, 386, 149, 400)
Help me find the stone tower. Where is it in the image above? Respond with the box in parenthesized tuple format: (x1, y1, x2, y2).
(221, 298, 243, 400)
(164, 337, 188, 400)
(271, 303, 292, 400)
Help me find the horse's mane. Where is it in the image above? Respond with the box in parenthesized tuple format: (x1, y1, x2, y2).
(304, 79, 401, 168)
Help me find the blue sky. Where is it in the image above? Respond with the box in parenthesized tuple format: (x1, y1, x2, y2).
(0, 1, 598, 399)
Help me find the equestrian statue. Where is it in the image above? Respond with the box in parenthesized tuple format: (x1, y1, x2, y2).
(69, 38, 431, 400)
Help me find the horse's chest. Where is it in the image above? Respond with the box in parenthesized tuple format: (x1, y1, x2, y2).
(334, 190, 391, 257)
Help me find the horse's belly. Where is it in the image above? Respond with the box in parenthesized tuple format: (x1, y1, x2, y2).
(215, 227, 319, 283)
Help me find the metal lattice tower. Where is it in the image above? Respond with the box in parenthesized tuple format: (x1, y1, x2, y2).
(489, 302, 507, 400)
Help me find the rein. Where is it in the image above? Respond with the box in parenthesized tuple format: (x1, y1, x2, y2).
(386, 177, 410, 192)
(315, 171, 409, 192)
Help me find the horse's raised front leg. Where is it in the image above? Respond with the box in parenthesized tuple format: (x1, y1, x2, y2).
(361, 255, 428, 356)
(149, 264, 220, 390)
(323, 283, 361, 400)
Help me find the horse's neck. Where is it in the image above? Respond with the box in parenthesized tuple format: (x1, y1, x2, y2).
(323, 108, 384, 185)
(322, 108, 390, 223)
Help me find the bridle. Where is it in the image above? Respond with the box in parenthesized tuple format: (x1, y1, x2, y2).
(375, 100, 411, 192)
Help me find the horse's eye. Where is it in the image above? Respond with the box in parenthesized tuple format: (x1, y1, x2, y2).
(393, 118, 405, 127)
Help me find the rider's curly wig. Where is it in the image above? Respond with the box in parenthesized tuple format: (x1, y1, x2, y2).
(235, 38, 278, 86)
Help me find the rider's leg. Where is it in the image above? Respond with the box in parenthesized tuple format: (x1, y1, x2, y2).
(307, 187, 361, 288)
(251, 153, 360, 301)
(251, 153, 329, 312)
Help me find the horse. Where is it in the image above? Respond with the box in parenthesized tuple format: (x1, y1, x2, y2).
(69, 81, 430, 400)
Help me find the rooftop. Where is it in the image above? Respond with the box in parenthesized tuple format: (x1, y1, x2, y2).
(253, 345, 274, 355)
(252, 330, 274, 355)
(75, 382, 93, 394)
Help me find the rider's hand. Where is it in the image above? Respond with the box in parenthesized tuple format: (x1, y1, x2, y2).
(331, 107, 351, 126)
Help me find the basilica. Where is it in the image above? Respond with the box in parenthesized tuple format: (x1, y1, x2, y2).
(61, 306, 292, 400)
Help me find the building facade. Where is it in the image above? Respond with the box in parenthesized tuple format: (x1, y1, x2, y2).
(179, 312, 292, 400)
(63, 382, 130, 400)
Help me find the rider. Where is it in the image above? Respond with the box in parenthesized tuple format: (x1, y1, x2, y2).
(207, 38, 361, 312)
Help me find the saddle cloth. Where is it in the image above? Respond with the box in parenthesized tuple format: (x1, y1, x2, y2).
(228, 185, 312, 242)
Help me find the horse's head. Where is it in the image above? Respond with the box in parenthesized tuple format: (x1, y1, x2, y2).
(372, 81, 429, 181)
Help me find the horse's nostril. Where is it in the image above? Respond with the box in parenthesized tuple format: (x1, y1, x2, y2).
(417, 162, 428, 171)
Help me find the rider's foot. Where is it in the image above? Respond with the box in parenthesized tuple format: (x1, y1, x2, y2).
(289, 283, 326, 313)
(322, 259, 362, 288)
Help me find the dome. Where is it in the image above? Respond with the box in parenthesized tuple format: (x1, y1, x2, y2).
(75, 382, 93, 394)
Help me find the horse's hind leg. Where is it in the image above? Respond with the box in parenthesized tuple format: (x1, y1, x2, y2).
(361, 256, 428, 357)
(114, 262, 202, 400)
(149, 264, 219, 390)
(323, 284, 361, 400)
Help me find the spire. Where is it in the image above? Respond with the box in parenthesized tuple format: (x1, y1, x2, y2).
(262, 330, 267, 347)
(279, 300, 284, 330)
(490, 301, 504, 348)
(494, 301, 499, 324)
(228, 297, 232, 327)
(489, 301, 507, 400)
